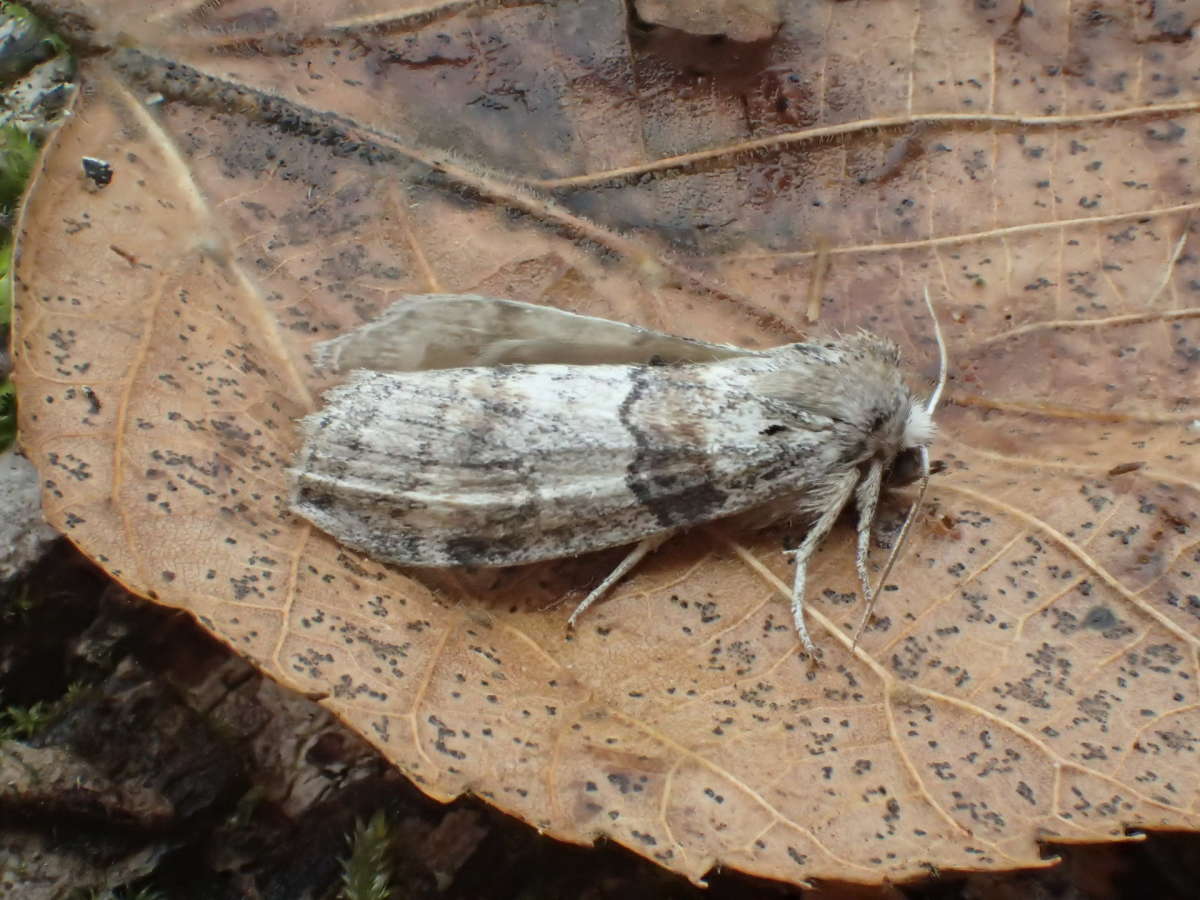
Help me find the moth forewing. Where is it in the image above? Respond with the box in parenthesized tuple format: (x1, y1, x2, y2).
(292, 356, 849, 565)
(313, 294, 751, 374)
(290, 293, 942, 655)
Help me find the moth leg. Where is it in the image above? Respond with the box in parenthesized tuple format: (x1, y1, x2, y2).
(786, 472, 859, 654)
(566, 531, 676, 630)
(852, 459, 885, 643)
(851, 445, 934, 647)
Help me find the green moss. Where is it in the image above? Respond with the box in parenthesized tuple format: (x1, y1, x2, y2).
(0, 682, 94, 741)
(0, 377, 13, 452)
(0, 129, 29, 453)
(0, 574, 35, 621)
(0, 126, 35, 211)
(0, 699, 52, 739)
(0, 241, 10, 324)
(340, 810, 396, 900)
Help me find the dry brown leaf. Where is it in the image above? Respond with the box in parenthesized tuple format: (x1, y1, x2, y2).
(11, 0, 1200, 886)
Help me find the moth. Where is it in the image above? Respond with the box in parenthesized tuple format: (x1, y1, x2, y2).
(290, 293, 946, 653)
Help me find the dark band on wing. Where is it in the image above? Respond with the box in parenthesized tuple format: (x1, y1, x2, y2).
(618, 367, 729, 528)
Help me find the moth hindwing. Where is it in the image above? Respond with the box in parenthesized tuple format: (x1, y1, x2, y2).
(291, 293, 942, 655)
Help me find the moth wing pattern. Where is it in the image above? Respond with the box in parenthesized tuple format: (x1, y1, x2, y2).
(313, 294, 754, 374)
(290, 358, 846, 569)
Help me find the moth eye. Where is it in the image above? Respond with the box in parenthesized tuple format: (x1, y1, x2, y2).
(761, 423, 788, 436)
(887, 448, 922, 487)
(887, 452, 947, 486)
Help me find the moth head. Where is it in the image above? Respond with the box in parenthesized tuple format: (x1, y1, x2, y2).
(862, 390, 936, 468)
(887, 405, 937, 486)
(871, 357, 941, 483)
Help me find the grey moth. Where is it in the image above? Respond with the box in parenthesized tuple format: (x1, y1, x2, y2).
(290, 293, 945, 654)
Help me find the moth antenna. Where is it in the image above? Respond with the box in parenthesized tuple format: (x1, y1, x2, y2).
(923, 286, 948, 415)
